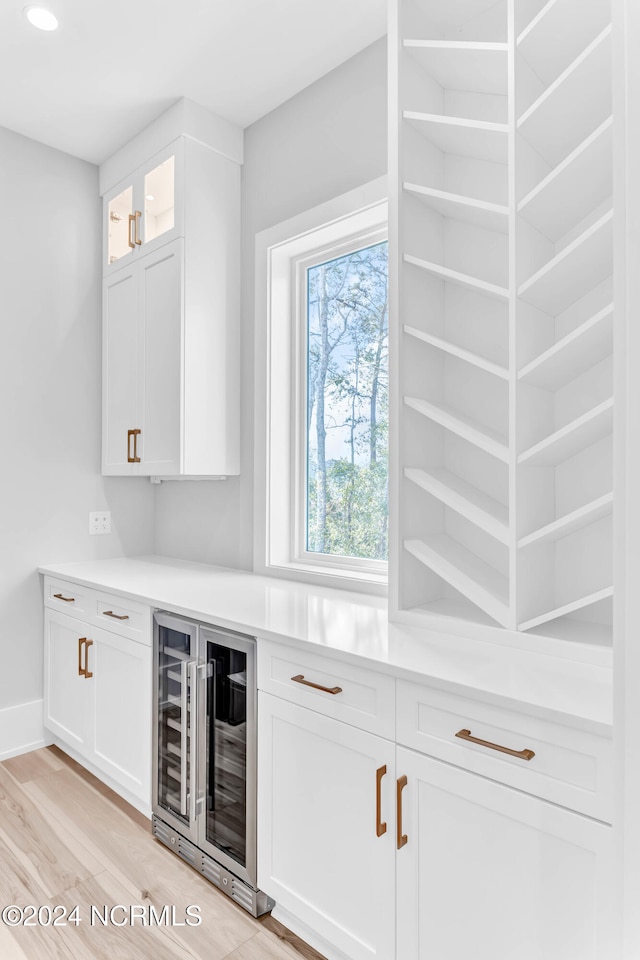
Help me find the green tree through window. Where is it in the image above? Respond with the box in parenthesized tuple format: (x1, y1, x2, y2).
(306, 241, 388, 561)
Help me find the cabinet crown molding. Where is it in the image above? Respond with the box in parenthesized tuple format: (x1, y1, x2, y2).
(99, 97, 243, 196)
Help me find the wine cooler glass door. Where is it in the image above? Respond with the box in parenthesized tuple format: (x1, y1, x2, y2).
(198, 626, 257, 887)
(154, 612, 198, 842)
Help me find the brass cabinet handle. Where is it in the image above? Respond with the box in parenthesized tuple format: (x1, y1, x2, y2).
(78, 637, 86, 677)
(397, 775, 408, 849)
(127, 428, 141, 463)
(290, 674, 342, 695)
(376, 765, 387, 837)
(54, 593, 75, 602)
(102, 610, 129, 621)
(134, 210, 142, 245)
(83, 639, 94, 679)
(128, 213, 136, 249)
(455, 728, 535, 762)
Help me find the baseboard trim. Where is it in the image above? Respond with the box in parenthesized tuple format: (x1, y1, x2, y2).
(0, 699, 50, 761)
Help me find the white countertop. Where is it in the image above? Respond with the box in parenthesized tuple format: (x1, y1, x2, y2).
(39, 555, 613, 735)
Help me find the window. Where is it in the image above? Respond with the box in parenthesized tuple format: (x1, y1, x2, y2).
(304, 240, 389, 563)
(254, 178, 388, 592)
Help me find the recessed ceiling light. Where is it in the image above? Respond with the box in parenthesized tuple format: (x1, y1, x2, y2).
(146, 195, 155, 201)
(24, 6, 59, 31)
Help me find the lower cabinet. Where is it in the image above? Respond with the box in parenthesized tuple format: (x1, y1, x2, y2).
(257, 692, 396, 960)
(44, 608, 151, 808)
(396, 747, 615, 960)
(258, 689, 615, 960)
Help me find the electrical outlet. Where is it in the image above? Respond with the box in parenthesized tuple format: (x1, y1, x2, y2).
(89, 511, 111, 535)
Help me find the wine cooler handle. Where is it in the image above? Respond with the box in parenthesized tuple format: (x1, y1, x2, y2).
(188, 661, 198, 823)
(180, 660, 188, 816)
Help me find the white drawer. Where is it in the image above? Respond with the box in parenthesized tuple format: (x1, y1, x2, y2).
(396, 679, 612, 822)
(92, 590, 151, 645)
(258, 638, 395, 739)
(44, 577, 90, 618)
(44, 577, 150, 645)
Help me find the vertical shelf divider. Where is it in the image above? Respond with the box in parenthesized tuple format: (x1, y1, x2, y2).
(507, 0, 518, 631)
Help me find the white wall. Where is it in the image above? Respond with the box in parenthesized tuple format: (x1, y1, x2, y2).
(154, 36, 388, 569)
(0, 126, 155, 714)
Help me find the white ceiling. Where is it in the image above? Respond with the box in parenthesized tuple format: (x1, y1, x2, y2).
(0, 0, 387, 165)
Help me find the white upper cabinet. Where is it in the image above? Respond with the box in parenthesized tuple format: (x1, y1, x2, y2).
(99, 100, 243, 477)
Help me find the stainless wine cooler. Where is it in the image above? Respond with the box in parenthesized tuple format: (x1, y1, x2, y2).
(152, 611, 273, 916)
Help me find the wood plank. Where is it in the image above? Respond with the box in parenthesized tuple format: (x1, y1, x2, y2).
(8, 869, 201, 960)
(0, 763, 100, 899)
(225, 929, 318, 960)
(23, 769, 258, 960)
(2, 747, 65, 784)
(48, 745, 150, 830)
(0, 924, 30, 960)
(259, 916, 327, 960)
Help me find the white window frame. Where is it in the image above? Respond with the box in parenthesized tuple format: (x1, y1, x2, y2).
(254, 177, 388, 594)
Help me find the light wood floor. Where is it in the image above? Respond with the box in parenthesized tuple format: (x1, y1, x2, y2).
(0, 747, 325, 960)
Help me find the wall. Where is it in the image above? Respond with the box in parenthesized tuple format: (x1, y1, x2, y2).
(154, 36, 388, 569)
(0, 126, 155, 748)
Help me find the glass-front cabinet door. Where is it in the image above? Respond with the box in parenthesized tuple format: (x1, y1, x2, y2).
(107, 185, 134, 266)
(103, 141, 182, 274)
(198, 626, 257, 887)
(144, 155, 175, 245)
(154, 612, 198, 843)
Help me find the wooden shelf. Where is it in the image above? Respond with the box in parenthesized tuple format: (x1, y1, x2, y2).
(518, 397, 613, 467)
(517, 0, 611, 86)
(518, 492, 613, 548)
(518, 586, 613, 632)
(404, 182, 509, 233)
(403, 111, 509, 163)
(517, 27, 612, 166)
(403, 40, 508, 95)
(403, 325, 509, 380)
(404, 395, 509, 463)
(518, 117, 613, 242)
(405, 466, 510, 544)
(518, 304, 613, 390)
(518, 210, 613, 316)
(404, 536, 510, 626)
(404, 253, 510, 301)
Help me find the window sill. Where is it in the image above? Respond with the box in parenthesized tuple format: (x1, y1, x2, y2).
(262, 560, 388, 598)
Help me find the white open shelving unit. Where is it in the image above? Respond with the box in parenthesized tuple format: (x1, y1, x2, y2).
(391, 0, 614, 649)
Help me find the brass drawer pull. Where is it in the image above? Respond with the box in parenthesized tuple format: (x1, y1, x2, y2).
(78, 637, 86, 677)
(134, 210, 142, 245)
(376, 765, 387, 837)
(397, 775, 408, 849)
(127, 428, 141, 463)
(54, 593, 75, 602)
(455, 728, 535, 762)
(84, 639, 94, 679)
(290, 674, 342, 695)
(128, 213, 136, 249)
(102, 610, 129, 621)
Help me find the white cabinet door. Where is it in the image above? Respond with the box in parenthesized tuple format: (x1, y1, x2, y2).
(138, 239, 183, 475)
(258, 692, 396, 960)
(396, 747, 615, 960)
(102, 239, 183, 477)
(88, 625, 152, 806)
(44, 610, 91, 755)
(102, 263, 140, 475)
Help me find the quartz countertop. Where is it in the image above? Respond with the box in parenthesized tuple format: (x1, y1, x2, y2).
(39, 555, 613, 735)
